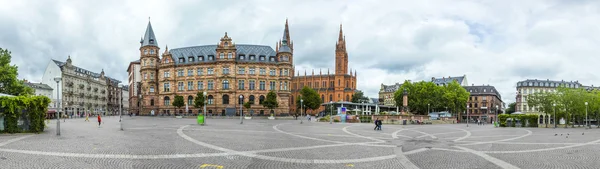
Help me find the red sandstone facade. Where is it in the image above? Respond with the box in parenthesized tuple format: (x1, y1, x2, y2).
(290, 25, 357, 115)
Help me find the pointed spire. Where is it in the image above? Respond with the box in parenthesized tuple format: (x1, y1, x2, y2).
(141, 20, 158, 47)
(312, 69, 314, 75)
(284, 18, 290, 43)
(320, 69, 322, 75)
(338, 23, 344, 42)
(354, 70, 357, 77)
(304, 70, 307, 76)
(278, 19, 292, 53)
(327, 68, 330, 75)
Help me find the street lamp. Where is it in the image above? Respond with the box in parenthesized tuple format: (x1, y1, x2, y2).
(553, 103, 556, 128)
(466, 105, 470, 127)
(300, 99, 304, 124)
(428, 103, 430, 115)
(329, 101, 333, 124)
(203, 91, 207, 125)
(495, 105, 498, 127)
(53, 77, 61, 136)
(118, 84, 123, 131)
(239, 95, 244, 124)
(585, 102, 589, 129)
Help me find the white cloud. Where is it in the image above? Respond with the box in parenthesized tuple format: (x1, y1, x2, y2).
(2, 0, 600, 104)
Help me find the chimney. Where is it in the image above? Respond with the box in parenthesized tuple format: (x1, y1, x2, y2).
(472, 84, 474, 86)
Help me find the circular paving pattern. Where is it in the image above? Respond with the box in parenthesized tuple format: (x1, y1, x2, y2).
(1, 116, 600, 168)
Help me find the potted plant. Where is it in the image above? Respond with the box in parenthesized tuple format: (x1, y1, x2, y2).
(268, 113, 275, 120)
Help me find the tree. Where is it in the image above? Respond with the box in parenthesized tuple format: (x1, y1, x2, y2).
(243, 101, 253, 116)
(172, 95, 185, 115)
(296, 86, 322, 115)
(193, 92, 205, 115)
(393, 80, 467, 116)
(527, 91, 557, 128)
(0, 48, 33, 96)
(351, 90, 369, 103)
(262, 90, 279, 116)
(506, 102, 516, 114)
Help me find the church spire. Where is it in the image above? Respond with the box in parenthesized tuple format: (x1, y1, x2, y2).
(141, 20, 158, 47)
(278, 19, 292, 53)
(338, 24, 344, 42)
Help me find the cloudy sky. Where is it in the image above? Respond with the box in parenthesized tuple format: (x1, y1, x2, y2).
(2, 0, 600, 103)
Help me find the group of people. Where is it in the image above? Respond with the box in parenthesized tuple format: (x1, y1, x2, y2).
(373, 118, 382, 130)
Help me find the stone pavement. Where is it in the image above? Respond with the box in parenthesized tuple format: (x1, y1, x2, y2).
(1, 116, 600, 169)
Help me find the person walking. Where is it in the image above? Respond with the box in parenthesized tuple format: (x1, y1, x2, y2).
(85, 113, 90, 122)
(97, 114, 102, 127)
(374, 118, 380, 130)
(377, 119, 382, 130)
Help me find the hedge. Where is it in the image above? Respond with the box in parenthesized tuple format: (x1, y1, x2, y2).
(0, 95, 51, 133)
(498, 114, 539, 128)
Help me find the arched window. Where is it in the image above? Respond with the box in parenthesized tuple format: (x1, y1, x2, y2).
(222, 94, 229, 104)
(207, 95, 214, 104)
(329, 94, 333, 102)
(249, 95, 255, 103)
(188, 96, 193, 106)
(144, 49, 148, 54)
(321, 95, 325, 103)
(150, 99, 154, 106)
(223, 80, 229, 90)
(164, 96, 170, 106)
(259, 95, 265, 104)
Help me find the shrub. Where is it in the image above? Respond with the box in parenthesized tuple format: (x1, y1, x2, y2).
(334, 119, 340, 122)
(0, 95, 50, 133)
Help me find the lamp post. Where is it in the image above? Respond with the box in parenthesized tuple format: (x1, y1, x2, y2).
(553, 103, 556, 128)
(54, 77, 61, 136)
(466, 105, 470, 127)
(495, 105, 498, 127)
(203, 91, 207, 125)
(300, 99, 304, 124)
(428, 103, 430, 116)
(585, 102, 589, 129)
(239, 95, 243, 124)
(118, 84, 123, 131)
(329, 101, 333, 124)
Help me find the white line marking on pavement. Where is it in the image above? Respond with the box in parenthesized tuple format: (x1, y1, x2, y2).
(403, 148, 428, 155)
(394, 146, 420, 169)
(407, 129, 437, 139)
(0, 135, 34, 147)
(391, 129, 414, 139)
(273, 123, 348, 144)
(452, 128, 472, 142)
(342, 125, 386, 143)
(179, 125, 398, 163)
(458, 129, 532, 146)
(482, 139, 600, 154)
(454, 146, 520, 169)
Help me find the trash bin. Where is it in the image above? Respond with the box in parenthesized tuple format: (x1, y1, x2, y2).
(197, 114, 205, 125)
(402, 119, 407, 125)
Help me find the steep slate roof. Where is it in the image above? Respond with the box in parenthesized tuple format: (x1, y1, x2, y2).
(381, 83, 402, 93)
(52, 60, 121, 84)
(463, 85, 502, 101)
(25, 82, 53, 90)
(140, 21, 158, 47)
(516, 79, 581, 88)
(370, 98, 379, 104)
(169, 45, 278, 65)
(432, 75, 466, 86)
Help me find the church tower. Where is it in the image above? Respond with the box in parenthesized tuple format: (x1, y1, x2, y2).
(335, 24, 348, 75)
(139, 20, 160, 114)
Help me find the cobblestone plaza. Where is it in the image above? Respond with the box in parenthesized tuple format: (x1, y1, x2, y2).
(1, 117, 600, 169)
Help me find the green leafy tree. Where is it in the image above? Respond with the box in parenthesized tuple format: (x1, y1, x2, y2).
(262, 90, 279, 116)
(506, 102, 516, 114)
(193, 92, 205, 115)
(243, 101, 253, 116)
(296, 86, 322, 115)
(351, 90, 369, 103)
(0, 48, 33, 96)
(527, 91, 557, 128)
(172, 95, 185, 115)
(393, 80, 467, 115)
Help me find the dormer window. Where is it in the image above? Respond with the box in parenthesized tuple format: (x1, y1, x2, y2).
(250, 55, 255, 60)
(208, 55, 214, 60)
(259, 55, 265, 61)
(149, 39, 154, 44)
(198, 56, 204, 61)
(188, 56, 195, 62)
(269, 57, 275, 62)
(228, 53, 232, 59)
(179, 58, 185, 63)
(239, 55, 245, 60)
